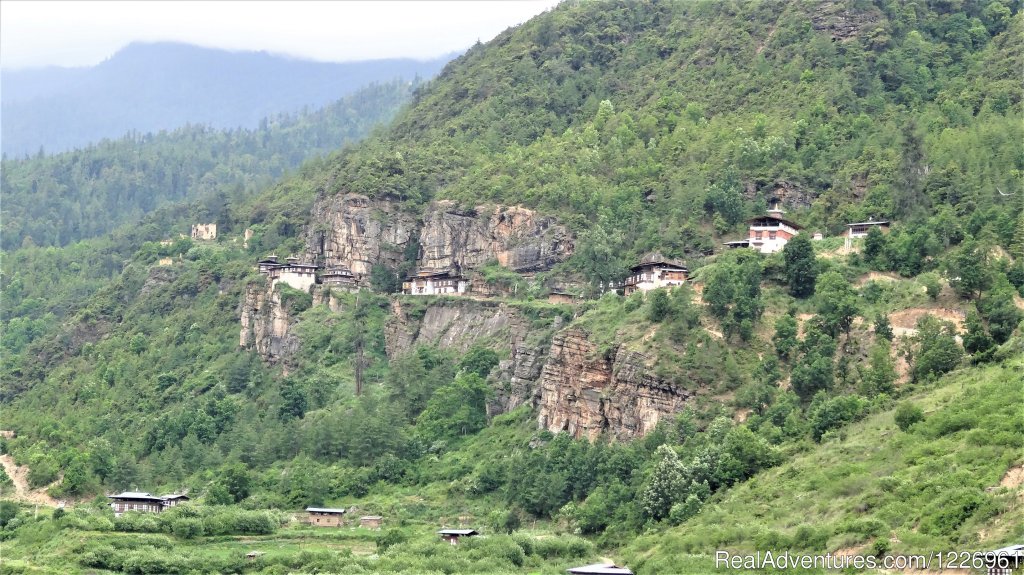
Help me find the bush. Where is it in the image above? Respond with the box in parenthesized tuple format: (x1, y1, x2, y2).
(376, 528, 410, 552)
(894, 402, 924, 431)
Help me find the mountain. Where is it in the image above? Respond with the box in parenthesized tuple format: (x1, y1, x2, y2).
(0, 0, 1022, 572)
(0, 80, 417, 249)
(0, 42, 453, 156)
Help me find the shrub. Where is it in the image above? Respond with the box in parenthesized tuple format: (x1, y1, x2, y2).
(894, 402, 924, 431)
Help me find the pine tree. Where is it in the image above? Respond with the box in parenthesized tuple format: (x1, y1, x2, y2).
(783, 234, 818, 298)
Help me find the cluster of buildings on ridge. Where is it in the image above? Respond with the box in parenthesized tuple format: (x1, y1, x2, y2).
(251, 201, 891, 300)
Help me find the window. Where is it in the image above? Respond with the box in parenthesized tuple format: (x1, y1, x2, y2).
(755, 231, 763, 240)
(769, 231, 776, 240)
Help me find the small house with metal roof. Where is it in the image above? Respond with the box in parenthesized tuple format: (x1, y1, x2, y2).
(438, 528, 479, 545)
(306, 507, 346, 527)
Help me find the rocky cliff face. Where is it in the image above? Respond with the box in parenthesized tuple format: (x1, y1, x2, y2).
(536, 328, 693, 440)
(304, 193, 418, 280)
(384, 298, 562, 415)
(384, 299, 534, 358)
(304, 195, 573, 278)
(239, 281, 300, 365)
(418, 201, 574, 272)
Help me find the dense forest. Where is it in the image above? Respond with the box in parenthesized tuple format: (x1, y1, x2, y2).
(1, 1, 1022, 573)
(1, 80, 417, 249)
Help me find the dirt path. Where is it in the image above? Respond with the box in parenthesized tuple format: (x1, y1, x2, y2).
(0, 454, 60, 506)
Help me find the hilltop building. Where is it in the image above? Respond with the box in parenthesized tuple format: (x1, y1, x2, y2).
(746, 199, 802, 254)
(108, 492, 189, 516)
(402, 268, 469, 296)
(622, 252, 688, 295)
(191, 223, 217, 241)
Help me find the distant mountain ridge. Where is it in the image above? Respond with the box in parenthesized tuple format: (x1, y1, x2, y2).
(1, 41, 454, 156)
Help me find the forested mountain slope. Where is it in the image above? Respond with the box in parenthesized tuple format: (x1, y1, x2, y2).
(1, 1, 1022, 572)
(1, 42, 451, 156)
(1, 80, 416, 249)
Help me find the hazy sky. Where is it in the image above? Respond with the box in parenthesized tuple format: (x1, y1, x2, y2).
(0, 0, 560, 70)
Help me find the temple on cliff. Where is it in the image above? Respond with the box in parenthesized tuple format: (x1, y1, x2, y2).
(402, 268, 469, 296)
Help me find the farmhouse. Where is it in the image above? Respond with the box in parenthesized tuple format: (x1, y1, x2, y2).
(107, 492, 189, 516)
(402, 269, 469, 296)
(438, 528, 478, 545)
(746, 200, 802, 254)
(306, 507, 346, 527)
(622, 252, 688, 295)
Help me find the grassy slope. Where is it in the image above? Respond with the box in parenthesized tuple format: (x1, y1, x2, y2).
(624, 351, 1024, 573)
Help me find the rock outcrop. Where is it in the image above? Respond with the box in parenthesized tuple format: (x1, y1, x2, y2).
(304, 195, 573, 281)
(384, 299, 534, 358)
(536, 328, 693, 440)
(384, 298, 564, 416)
(418, 201, 574, 272)
(305, 193, 418, 280)
(239, 281, 300, 365)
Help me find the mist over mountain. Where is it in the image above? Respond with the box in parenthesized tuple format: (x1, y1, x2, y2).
(1, 42, 454, 156)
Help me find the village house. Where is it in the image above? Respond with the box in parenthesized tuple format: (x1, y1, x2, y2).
(846, 218, 890, 239)
(402, 269, 469, 296)
(359, 515, 383, 529)
(844, 218, 890, 249)
(567, 563, 635, 575)
(746, 199, 802, 254)
(191, 223, 217, 241)
(306, 507, 346, 527)
(321, 267, 357, 289)
(438, 528, 478, 545)
(107, 492, 189, 516)
(622, 252, 688, 296)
